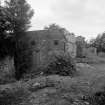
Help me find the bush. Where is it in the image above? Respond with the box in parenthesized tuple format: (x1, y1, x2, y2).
(91, 91, 105, 105)
(43, 54, 76, 76)
(82, 87, 105, 105)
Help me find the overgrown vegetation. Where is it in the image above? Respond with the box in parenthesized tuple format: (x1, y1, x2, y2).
(21, 53, 76, 80)
(82, 89, 105, 105)
(0, 0, 34, 80)
(43, 54, 76, 76)
(90, 32, 105, 54)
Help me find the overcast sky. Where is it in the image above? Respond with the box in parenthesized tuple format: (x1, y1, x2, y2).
(27, 0, 105, 40)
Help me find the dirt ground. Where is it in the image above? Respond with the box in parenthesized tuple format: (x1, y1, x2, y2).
(1, 63, 105, 105)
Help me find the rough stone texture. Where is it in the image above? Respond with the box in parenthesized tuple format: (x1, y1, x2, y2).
(65, 33, 76, 58)
(76, 36, 86, 57)
(66, 42, 76, 58)
(0, 56, 15, 83)
(22, 30, 77, 68)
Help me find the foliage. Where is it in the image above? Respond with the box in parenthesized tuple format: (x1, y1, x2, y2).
(0, 0, 34, 79)
(44, 23, 64, 31)
(90, 33, 105, 53)
(84, 90, 105, 105)
(44, 23, 71, 41)
(0, 5, 12, 38)
(44, 23, 70, 34)
(0, 5, 14, 58)
(43, 54, 76, 76)
(4, 0, 34, 34)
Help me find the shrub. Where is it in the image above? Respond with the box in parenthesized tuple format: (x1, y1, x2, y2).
(43, 54, 76, 76)
(92, 91, 105, 105)
(83, 90, 105, 105)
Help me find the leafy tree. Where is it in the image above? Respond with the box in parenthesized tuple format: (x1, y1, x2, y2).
(0, 0, 34, 79)
(44, 23, 70, 41)
(90, 33, 105, 53)
(44, 24, 63, 30)
(6, 0, 34, 79)
(0, 4, 14, 58)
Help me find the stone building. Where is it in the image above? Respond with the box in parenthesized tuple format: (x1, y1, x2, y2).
(65, 33, 76, 58)
(76, 36, 86, 57)
(0, 29, 76, 80)
(23, 29, 76, 68)
(0, 56, 15, 82)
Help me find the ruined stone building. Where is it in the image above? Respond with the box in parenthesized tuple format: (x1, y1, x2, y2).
(0, 29, 77, 80)
(76, 36, 97, 57)
(66, 33, 76, 58)
(0, 56, 15, 81)
(76, 36, 86, 57)
(22, 29, 76, 68)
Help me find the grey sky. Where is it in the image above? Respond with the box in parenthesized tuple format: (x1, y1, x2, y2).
(28, 0, 105, 40)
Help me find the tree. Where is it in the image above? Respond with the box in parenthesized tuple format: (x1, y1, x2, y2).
(0, 4, 14, 59)
(0, 0, 34, 79)
(6, 0, 34, 79)
(44, 23, 70, 41)
(90, 33, 105, 53)
(44, 24, 63, 30)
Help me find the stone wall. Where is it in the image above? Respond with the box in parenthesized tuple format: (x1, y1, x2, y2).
(25, 30, 66, 68)
(23, 30, 77, 69)
(76, 36, 86, 57)
(65, 33, 76, 58)
(0, 56, 15, 81)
